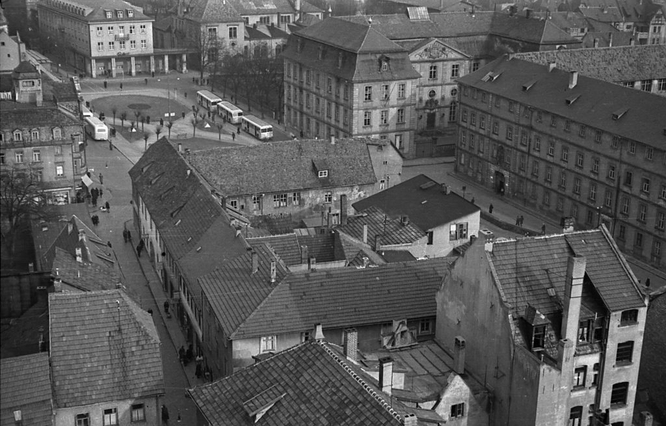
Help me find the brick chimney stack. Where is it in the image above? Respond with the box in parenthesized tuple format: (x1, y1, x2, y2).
(251, 250, 258, 274)
(343, 328, 358, 362)
(340, 194, 347, 225)
(300, 245, 309, 265)
(379, 357, 393, 395)
(454, 336, 466, 374)
(314, 323, 325, 341)
(562, 256, 586, 343)
(568, 71, 579, 89)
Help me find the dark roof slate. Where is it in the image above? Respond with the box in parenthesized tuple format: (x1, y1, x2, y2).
(188, 340, 403, 426)
(0, 353, 53, 426)
(336, 205, 426, 245)
(0, 105, 81, 128)
(511, 45, 666, 82)
(185, 0, 242, 23)
(490, 228, 645, 317)
(457, 56, 666, 148)
(49, 290, 164, 408)
(233, 257, 453, 338)
(353, 174, 480, 232)
(187, 139, 377, 196)
(37, 0, 151, 22)
(52, 247, 121, 291)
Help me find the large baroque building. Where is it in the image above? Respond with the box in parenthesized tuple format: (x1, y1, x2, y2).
(455, 56, 666, 270)
(37, 0, 160, 77)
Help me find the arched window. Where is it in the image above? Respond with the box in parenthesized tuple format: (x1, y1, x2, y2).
(31, 129, 40, 141)
(13, 130, 23, 141)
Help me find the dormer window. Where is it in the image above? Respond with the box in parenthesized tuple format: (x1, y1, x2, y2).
(318, 170, 328, 178)
(532, 325, 545, 349)
(105, 10, 112, 18)
(378, 55, 390, 72)
(116, 10, 124, 18)
(127, 9, 134, 17)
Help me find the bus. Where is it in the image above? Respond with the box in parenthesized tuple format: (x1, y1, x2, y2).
(196, 90, 222, 110)
(85, 116, 109, 141)
(241, 115, 273, 141)
(217, 101, 243, 124)
(81, 105, 93, 118)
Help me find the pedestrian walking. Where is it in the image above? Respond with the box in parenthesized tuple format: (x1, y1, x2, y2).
(105, 201, 110, 212)
(519, 215, 524, 226)
(165, 300, 170, 314)
(127, 229, 132, 243)
(196, 362, 202, 379)
(92, 215, 99, 226)
(137, 240, 144, 257)
(237, 126, 241, 134)
(489, 204, 494, 214)
(120, 82, 123, 91)
(144, 78, 148, 85)
(99, 173, 103, 184)
(515, 215, 520, 226)
(161, 405, 169, 426)
(123, 229, 128, 243)
(232, 132, 235, 141)
(92, 194, 97, 207)
(541, 223, 546, 235)
(99, 188, 103, 198)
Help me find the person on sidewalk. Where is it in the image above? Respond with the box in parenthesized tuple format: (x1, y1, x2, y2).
(515, 215, 520, 226)
(127, 229, 132, 243)
(519, 215, 524, 226)
(161, 405, 169, 426)
(541, 223, 546, 235)
(105, 201, 110, 212)
(99, 173, 103, 184)
(489, 204, 494, 214)
(123, 229, 128, 243)
(137, 240, 144, 257)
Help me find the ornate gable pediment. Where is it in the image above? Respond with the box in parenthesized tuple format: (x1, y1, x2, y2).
(410, 39, 468, 61)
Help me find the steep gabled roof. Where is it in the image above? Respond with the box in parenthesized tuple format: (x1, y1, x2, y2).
(226, 0, 297, 15)
(353, 174, 480, 232)
(128, 139, 247, 288)
(295, 17, 406, 53)
(41, 215, 112, 272)
(0, 353, 53, 426)
(185, 0, 242, 23)
(37, 0, 151, 22)
(489, 228, 646, 317)
(52, 247, 121, 291)
(187, 139, 377, 196)
(457, 56, 666, 147)
(232, 257, 453, 338)
(49, 290, 164, 408)
(188, 340, 404, 425)
(336, 205, 426, 246)
(247, 231, 343, 266)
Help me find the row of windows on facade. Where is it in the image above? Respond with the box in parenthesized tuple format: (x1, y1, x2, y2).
(620, 78, 666, 92)
(95, 24, 146, 36)
(74, 404, 145, 426)
(424, 63, 461, 80)
(460, 106, 662, 164)
(285, 66, 410, 101)
(97, 39, 147, 51)
(459, 132, 665, 204)
(2, 128, 65, 142)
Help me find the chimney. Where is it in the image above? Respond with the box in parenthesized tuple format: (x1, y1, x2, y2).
(363, 224, 368, 244)
(187, 169, 191, 177)
(526, 8, 532, 18)
(608, 32, 613, 47)
(75, 247, 83, 263)
(251, 250, 258, 274)
(330, 135, 336, 145)
(593, 38, 599, 47)
(548, 61, 556, 72)
(178, 142, 183, 152)
(454, 336, 466, 374)
(374, 235, 382, 251)
(480, 229, 495, 252)
(641, 412, 654, 426)
(300, 245, 309, 265)
(401, 215, 409, 226)
(568, 71, 578, 89)
(445, 184, 451, 195)
(562, 256, 586, 343)
(340, 194, 347, 225)
(270, 260, 277, 283)
(314, 323, 325, 340)
(343, 328, 358, 361)
(54, 276, 62, 293)
(379, 357, 393, 395)
(557, 338, 575, 370)
(309, 256, 317, 271)
(404, 414, 418, 426)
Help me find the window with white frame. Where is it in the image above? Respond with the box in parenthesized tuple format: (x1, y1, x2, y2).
(450, 63, 459, 78)
(76, 413, 90, 426)
(429, 64, 437, 79)
(292, 192, 301, 205)
(130, 404, 145, 422)
(130, 40, 136, 49)
(324, 192, 332, 203)
(363, 111, 371, 126)
(32, 150, 41, 162)
(419, 318, 433, 334)
(140, 24, 146, 34)
(397, 108, 405, 124)
(15, 151, 24, 163)
(129, 24, 135, 34)
(103, 408, 118, 426)
(108, 41, 115, 50)
(96, 26, 103, 35)
(141, 39, 147, 49)
(380, 110, 388, 125)
(107, 26, 114, 35)
(450, 403, 465, 418)
(273, 193, 287, 208)
(381, 84, 389, 100)
(229, 26, 238, 38)
(364, 86, 372, 101)
(397, 83, 405, 99)
(56, 165, 64, 177)
(31, 129, 39, 141)
(261, 335, 276, 352)
(318, 170, 328, 178)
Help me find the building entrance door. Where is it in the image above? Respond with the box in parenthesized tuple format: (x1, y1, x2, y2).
(495, 171, 506, 195)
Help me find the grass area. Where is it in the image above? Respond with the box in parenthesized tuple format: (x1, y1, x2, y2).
(90, 95, 191, 125)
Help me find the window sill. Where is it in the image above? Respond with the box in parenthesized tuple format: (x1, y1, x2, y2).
(571, 386, 586, 392)
(619, 321, 638, 327)
(614, 361, 633, 368)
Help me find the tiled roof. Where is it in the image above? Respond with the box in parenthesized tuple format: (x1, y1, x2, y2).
(185, 0, 242, 23)
(0, 297, 49, 358)
(226, 0, 296, 15)
(233, 257, 453, 338)
(188, 340, 404, 426)
(187, 139, 377, 196)
(380, 250, 417, 263)
(511, 45, 666, 82)
(0, 353, 53, 426)
(489, 12, 577, 44)
(199, 243, 289, 338)
(458, 56, 666, 148)
(581, 29, 635, 47)
(49, 290, 164, 408)
(579, 6, 624, 21)
(247, 231, 343, 265)
(0, 105, 81, 128)
(295, 17, 407, 53)
(489, 228, 646, 318)
(353, 174, 480, 232)
(128, 139, 247, 288)
(532, 11, 589, 30)
(38, 0, 151, 22)
(52, 247, 121, 291)
(337, 205, 426, 245)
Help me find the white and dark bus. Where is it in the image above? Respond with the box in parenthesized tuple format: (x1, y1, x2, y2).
(241, 115, 273, 141)
(217, 101, 243, 124)
(85, 116, 109, 140)
(196, 90, 222, 110)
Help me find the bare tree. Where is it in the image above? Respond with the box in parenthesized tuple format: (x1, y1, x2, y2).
(191, 117, 198, 137)
(217, 123, 224, 140)
(112, 107, 117, 125)
(182, 26, 229, 81)
(143, 133, 149, 151)
(1, 168, 50, 269)
(120, 111, 127, 127)
(166, 121, 173, 138)
(155, 125, 163, 141)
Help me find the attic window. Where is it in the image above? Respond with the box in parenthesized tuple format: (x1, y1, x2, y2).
(243, 385, 287, 423)
(565, 94, 580, 105)
(419, 181, 436, 190)
(116, 9, 124, 18)
(127, 9, 133, 17)
(318, 170, 329, 178)
(481, 71, 502, 82)
(105, 9, 112, 18)
(170, 205, 184, 218)
(522, 79, 538, 91)
(612, 107, 629, 120)
(150, 173, 163, 185)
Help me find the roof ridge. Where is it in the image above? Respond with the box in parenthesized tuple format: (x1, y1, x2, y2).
(597, 225, 646, 305)
(318, 341, 402, 422)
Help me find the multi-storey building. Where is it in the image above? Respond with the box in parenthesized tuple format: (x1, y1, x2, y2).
(0, 62, 84, 205)
(436, 228, 648, 426)
(281, 17, 421, 155)
(37, 0, 161, 77)
(455, 56, 666, 270)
